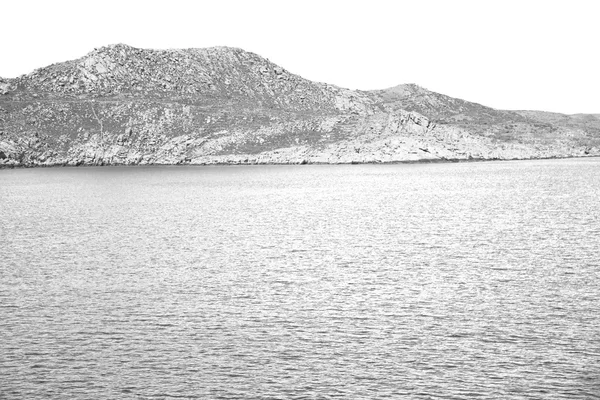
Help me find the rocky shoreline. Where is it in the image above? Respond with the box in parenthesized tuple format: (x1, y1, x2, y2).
(3, 153, 598, 170)
(2, 44, 599, 168)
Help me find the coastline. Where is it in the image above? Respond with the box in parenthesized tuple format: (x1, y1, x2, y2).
(2, 153, 598, 170)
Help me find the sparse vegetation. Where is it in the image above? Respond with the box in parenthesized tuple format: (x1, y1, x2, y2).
(1, 45, 599, 167)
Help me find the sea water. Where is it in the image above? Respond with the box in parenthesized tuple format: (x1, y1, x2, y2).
(1, 159, 599, 399)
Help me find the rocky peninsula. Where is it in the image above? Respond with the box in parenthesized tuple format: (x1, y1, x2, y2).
(1, 44, 599, 167)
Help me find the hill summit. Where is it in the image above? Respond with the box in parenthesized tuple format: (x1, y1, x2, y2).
(1, 44, 599, 166)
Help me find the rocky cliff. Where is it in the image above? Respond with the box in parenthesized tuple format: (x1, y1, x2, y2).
(1, 44, 599, 167)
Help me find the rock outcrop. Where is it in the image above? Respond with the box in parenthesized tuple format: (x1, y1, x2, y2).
(1, 44, 599, 167)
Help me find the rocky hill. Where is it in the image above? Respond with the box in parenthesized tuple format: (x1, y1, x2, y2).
(1, 44, 599, 167)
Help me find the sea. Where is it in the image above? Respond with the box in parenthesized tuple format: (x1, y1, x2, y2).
(1, 159, 599, 399)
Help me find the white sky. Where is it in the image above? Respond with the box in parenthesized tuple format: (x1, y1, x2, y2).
(1, 0, 598, 114)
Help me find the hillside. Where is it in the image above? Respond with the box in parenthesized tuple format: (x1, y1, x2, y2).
(1, 44, 599, 167)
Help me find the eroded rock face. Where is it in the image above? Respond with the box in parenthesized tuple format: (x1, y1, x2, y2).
(1, 44, 599, 168)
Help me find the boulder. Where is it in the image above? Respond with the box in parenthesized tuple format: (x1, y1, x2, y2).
(0, 82, 10, 95)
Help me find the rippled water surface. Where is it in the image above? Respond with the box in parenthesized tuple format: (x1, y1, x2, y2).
(1, 159, 599, 399)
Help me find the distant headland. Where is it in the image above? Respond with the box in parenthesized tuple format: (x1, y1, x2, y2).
(1, 44, 599, 167)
